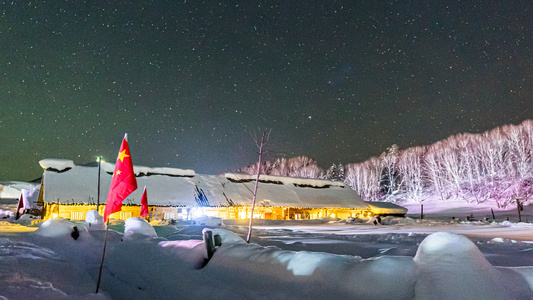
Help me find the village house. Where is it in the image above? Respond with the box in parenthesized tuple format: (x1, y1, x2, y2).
(36, 159, 407, 221)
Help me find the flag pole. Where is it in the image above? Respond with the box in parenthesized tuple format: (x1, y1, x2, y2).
(96, 218, 110, 293)
(96, 133, 137, 293)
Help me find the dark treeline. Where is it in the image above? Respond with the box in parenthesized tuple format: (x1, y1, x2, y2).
(238, 120, 533, 208)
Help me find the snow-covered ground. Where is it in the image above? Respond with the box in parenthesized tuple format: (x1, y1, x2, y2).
(1, 202, 533, 299)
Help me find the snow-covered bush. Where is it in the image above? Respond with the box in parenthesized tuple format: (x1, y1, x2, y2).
(84, 210, 106, 230)
(123, 217, 157, 241)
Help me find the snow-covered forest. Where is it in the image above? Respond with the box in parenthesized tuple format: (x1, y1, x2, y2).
(347, 119, 533, 207)
(237, 156, 329, 179)
(239, 120, 533, 208)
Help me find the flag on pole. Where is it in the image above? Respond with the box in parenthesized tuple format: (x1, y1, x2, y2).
(140, 186, 149, 218)
(15, 194, 24, 220)
(103, 134, 138, 222)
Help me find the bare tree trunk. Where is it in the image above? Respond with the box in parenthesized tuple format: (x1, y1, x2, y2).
(246, 131, 269, 244)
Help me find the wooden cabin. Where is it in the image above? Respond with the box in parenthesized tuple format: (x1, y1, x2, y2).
(37, 159, 405, 222)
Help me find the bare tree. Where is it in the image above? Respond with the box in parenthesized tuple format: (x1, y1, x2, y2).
(246, 129, 271, 244)
(379, 144, 402, 200)
(398, 147, 426, 203)
(424, 144, 448, 201)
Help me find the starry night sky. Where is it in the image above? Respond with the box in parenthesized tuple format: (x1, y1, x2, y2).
(1, 1, 532, 181)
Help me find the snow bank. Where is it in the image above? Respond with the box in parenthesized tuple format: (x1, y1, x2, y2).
(1, 217, 112, 299)
(205, 229, 416, 299)
(123, 217, 157, 241)
(34, 218, 86, 238)
(158, 239, 208, 269)
(0, 238, 108, 300)
(414, 232, 509, 299)
(339, 216, 364, 224)
(380, 216, 418, 225)
(103, 235, 203, 299)
(39, 159, 75, 171)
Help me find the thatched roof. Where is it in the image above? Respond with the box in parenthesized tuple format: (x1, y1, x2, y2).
(40, 159, 369, 209)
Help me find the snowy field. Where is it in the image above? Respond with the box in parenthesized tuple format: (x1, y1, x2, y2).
(2, 202, 533, 299)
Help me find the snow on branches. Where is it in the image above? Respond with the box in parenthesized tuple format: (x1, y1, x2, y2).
(345, 120, 533, 207)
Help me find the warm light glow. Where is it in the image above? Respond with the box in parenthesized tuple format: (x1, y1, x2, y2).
(190, 207, 204, 219)
(52, 213, 59, 219)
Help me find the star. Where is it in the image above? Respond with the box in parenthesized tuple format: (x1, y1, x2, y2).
(1, 1, 532, 181)
(117, 150, 130, 163)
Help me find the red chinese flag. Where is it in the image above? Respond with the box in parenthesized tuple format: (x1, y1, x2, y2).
(15, 194, 24, 220)
(140, 186, 149, 217)
(104, 134, 138, 222)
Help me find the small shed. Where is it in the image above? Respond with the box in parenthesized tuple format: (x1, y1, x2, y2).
(364, 201, 408, 216)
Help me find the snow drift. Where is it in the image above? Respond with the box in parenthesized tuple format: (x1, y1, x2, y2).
(2, 217, 533, 299)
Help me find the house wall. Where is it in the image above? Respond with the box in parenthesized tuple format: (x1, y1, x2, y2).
(40, 204, 374, 221)
(42, 203, 147, 221)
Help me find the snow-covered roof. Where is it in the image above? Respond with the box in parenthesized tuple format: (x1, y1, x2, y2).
(365, 201, 408, 215)
(40, 161, 368, 209)
(225, 173, 346, 188)
(102, 162, 195, 177)
(39, 159, 75, 171)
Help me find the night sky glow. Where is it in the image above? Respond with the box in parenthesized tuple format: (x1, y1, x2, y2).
(1, 1, 532, 181)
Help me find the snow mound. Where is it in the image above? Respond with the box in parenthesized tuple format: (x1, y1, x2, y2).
(123, 217, 157, 241)
(414, 232, 509, 299)
(206, 231, 415, 299)
(380, 216, 417, 225)
(39, 159, 75, 171)
(158, 240, 207, 269)
(34, 218, 86, 238)
(85, 210, 106, 230)
(0, 209, 14, 219)
(339, 217, 364, 224)
(16, 214, 41, 226)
